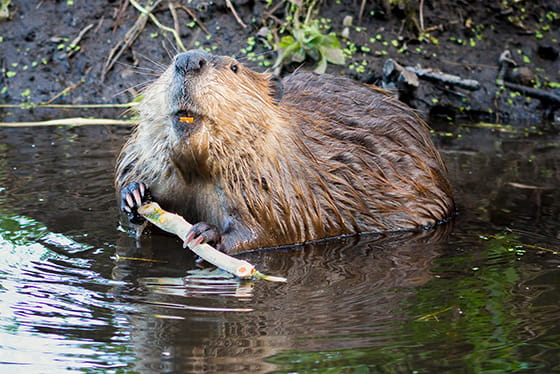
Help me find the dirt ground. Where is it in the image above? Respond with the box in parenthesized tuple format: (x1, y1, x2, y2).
(0, 0, 559, 125)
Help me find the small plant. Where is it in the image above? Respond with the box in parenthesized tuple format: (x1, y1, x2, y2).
(268, 0, 345, 73)
(274, 20, 344, 73)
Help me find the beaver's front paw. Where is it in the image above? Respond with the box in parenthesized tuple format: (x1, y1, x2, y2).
(183, 222, 223, 251)
(120, 182, 153, 225)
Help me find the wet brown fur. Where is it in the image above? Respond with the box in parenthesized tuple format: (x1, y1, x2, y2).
(115, 52, 455, 253)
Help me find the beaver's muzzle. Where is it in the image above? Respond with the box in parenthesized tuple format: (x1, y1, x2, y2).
(174, 50, 213, 75)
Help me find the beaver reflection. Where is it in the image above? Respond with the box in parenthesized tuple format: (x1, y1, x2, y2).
(111, 225, 451, 373)
(115, 50, 455, 253)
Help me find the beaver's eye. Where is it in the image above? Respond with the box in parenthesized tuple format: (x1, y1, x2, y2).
(230, 64, 239, 73)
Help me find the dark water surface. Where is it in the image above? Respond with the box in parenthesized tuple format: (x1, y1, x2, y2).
(0, 124, 559, 373)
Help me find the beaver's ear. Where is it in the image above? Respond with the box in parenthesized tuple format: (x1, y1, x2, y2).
(269, 75, 284, 104)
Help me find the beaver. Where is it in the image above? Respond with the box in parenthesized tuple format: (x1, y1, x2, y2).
(115, 49, 455, 253)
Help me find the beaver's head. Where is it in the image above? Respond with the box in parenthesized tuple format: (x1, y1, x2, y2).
(139, 50, 284, 140)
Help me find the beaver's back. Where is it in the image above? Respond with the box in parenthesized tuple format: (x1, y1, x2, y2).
(279, 72, 454, 231)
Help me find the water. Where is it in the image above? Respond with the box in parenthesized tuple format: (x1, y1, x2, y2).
(0, 123, 559, 373)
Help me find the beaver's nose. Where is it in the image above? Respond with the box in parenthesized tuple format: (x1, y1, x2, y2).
(174, 50, 211, 74)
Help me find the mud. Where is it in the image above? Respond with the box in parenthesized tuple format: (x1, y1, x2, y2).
(0, 0, 558, 125)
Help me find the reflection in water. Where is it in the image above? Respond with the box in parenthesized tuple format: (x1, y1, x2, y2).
(0, 216, 134, 372)
(110, 227, 450, 373)
(0, 125, 559, 373)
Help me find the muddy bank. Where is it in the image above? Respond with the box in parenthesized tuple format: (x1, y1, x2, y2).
(0, 0, 558, 125)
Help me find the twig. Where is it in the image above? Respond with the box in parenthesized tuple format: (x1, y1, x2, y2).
(175, 4, 210, 35)
(419, 0, 425, 32)
(129, 0, 186, 51)
(168, 2, 181, 44)
(115, 255, 167, 263)
(101, 0, 157, 81)
(303, 0, 319, 25)
(112, 0, 130, 32)
(417, 306, 454, 321)
(262, 0, 283, 20)
(507, 182, 553, 190)
(0, 118, 136, 127)
(0, 103, 135, 109)
(45, 80, 84, 104)
(452, 232, 560, 255)
(224, 0, 247, 28)
(359, 0, 366, 23)
(67, 23, 94, 58)
(138, 202, 286, 281)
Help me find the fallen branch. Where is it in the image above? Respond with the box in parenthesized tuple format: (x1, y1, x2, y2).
(406, 66, 481, 91)
(503, 81, 560, 107)
(138, 202, 287, 282)
(0, 118, 136, 127)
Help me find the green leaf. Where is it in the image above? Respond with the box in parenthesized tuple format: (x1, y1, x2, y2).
(278, 40, 303, 64)
(323, 47, 345, 65)
(322, 34, 341, 49)
(314, 55, 327, 74)
(278, 35, 296, 49)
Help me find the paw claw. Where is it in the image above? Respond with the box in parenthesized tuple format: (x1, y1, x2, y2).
(132, 188, 142, 206)
(125, 193, 134, 209)
(184, 231, 195, 246)
(183, 222, 221, 249)
(120, 181, 153, 225)
(186, 235, 204, 249)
